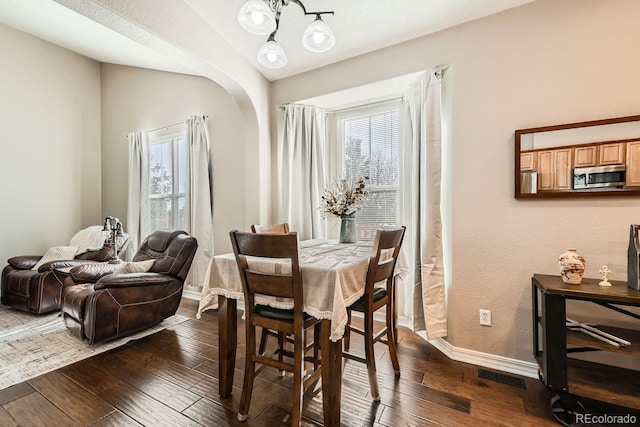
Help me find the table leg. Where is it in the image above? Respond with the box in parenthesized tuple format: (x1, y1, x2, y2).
(218, 295, 237, 397)
(320, 319, 342, 426)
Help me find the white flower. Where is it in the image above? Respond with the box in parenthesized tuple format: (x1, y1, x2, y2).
(318, 177, 368, 219)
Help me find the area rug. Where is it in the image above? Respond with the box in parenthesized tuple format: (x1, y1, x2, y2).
(0, 304, 189, 390)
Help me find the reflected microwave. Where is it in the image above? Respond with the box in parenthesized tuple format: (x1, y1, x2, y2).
(573, 165, 626, 190)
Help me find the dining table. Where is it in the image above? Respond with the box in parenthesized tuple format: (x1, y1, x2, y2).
(196, 238, 376, 426)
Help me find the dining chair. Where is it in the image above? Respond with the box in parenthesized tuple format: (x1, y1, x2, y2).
(250, 222, 299, 364)
(230, 230, 321, 426)
(250, 223, 290, 234)
(343, 226, 406, 401)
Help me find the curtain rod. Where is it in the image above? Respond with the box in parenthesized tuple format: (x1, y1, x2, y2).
(125, 116, 209, 139)
(148, 122, 183, 133)
(277, 102, 320, 110)
(278, 97, 403, 114)
(147, 115, 209, 133)
(277, 68, 449, 112)
(328, 96, 404, 115)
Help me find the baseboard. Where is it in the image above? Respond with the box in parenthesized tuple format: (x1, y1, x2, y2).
(394, 314, 538, 379)
(425, 335, 539, 379)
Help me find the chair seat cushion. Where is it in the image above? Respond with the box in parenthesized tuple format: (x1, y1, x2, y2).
(351, 287, 387, 309)
(255, 304, 313, 321)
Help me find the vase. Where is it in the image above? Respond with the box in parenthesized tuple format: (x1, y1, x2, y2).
(339, 213, 357, 243)
(558, 248, 586, 284)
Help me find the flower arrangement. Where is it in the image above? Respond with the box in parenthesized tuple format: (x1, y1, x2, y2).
(318, 177, 368, 218)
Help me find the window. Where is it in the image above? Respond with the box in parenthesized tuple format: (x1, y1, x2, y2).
(148, 132, 187, 232)
(338, 101, 401, 240)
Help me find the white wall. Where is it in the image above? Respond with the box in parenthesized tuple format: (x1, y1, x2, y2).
(0, 24, 102, 265)
(270, 0, 640, 362)
(100, 64, 246, 256)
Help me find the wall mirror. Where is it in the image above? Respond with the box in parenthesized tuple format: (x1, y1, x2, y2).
(515, 115, 640, 199)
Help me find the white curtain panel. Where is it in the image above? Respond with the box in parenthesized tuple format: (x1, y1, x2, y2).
(402, 72, 447, 339)
(277, 104, 328, 240)
(126, 131, 149, 260)
(185, 115, 214, 289)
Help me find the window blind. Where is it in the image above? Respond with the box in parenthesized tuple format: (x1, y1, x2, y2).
(341, 108, 400, 240)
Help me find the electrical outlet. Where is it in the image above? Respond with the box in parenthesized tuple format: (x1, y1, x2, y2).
(479, 309, 491, 326)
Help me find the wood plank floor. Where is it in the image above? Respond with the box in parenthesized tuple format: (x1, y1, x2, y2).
(0, 299, 637, 426)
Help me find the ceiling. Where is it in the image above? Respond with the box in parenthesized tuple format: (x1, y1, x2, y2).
(0, 0, 534, 81)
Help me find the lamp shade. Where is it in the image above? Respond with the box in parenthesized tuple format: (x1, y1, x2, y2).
(301, 17, 335, 53)
(238, 0, 276, 35)
(257, 40, 288, 68)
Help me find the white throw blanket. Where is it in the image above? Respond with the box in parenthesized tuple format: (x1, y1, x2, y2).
(69, 226, 106, 254)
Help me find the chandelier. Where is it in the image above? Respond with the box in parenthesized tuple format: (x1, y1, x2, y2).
(238, 0, 335, 69)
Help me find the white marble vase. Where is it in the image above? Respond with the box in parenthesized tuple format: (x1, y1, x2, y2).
(558, 248, 586, 284)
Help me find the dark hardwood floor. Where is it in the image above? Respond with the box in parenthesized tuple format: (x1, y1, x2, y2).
(0, 299, 635, 426)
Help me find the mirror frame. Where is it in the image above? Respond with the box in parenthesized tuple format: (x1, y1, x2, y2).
(515, 114, 640, 199)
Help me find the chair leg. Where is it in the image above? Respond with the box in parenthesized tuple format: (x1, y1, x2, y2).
(363, 311, 380, 401)
(278, 332, 286, 377)
(258, 327, 269, 355)
(391, 283, 399, 345)
(313, 323, 320, 370)
(344, 309, 352, 351)
(291, 331, 304, 426)
(238, 325, 257, 422)
(386, 301, 400, 375)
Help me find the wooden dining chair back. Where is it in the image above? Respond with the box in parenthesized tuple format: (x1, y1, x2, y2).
(343, 226, 406, 401)
(250, 222, 302, 360)
(250, 223, 290, 234)
(229, 230, 320, 426)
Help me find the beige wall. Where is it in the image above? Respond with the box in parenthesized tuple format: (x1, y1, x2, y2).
(100, 64, 246, 255)
(270, 0, 640, 362)
(0, 24, 101, 265)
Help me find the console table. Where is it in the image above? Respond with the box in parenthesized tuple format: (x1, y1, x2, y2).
(532, 274, 640, 425)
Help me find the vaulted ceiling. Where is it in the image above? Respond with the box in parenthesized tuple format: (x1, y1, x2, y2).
(0, 0, 534, 81)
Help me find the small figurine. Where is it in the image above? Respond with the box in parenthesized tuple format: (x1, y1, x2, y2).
(599, 265, 612, 287)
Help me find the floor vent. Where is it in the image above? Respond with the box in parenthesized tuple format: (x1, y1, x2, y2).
(478, 369, 527, 389)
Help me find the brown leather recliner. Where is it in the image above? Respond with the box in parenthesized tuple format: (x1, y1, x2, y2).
(61, 230, 198, 344)
(1, 241, 127, 314)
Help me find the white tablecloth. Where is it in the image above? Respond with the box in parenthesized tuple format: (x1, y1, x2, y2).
(197, 240, 374, 341)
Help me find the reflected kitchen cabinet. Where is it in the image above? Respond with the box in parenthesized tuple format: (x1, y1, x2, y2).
(574, 142, 625, 168)
(520, 152, 537, 171)
(600, 142, 625, 166)
(574, 145, 597, 168)
(537, 148, 572, 191)
(627, 140, 640, 188)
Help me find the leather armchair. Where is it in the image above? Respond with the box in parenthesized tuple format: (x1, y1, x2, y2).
(61, 230, 198, 344)
(1, 241, 126, 314)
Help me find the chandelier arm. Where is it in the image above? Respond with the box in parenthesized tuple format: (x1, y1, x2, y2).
(266, 1, 283, 41)
(287, 0, 334, 16)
